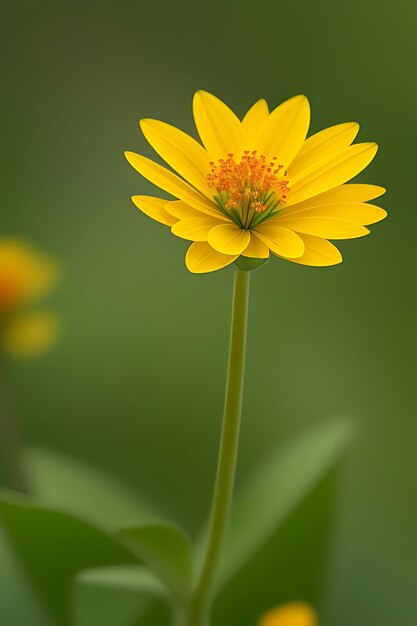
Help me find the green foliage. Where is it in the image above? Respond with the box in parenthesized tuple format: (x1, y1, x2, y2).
(0, 492, 138, 625)
(73, 566, 167, 626)
(0, 524, 51, 626)
(213, 471, 338, 626)
(27, 447, 156, 530)
(118, 524, 192, 600)
(0, 418, 352, 626)
(212, 417, 353, 590)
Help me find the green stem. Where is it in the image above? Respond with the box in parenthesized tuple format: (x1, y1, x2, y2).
(186, 268, 251, 626)
(0, 358, 29, 493)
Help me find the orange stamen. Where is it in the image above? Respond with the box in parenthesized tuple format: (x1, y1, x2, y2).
(207, 151, 290, 218)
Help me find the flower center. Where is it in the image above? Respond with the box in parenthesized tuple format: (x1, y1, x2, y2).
(207, 150, 290, 228)
(0, 272, 22, 312)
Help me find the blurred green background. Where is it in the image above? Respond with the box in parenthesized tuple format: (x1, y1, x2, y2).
(1, 0, 416, 624)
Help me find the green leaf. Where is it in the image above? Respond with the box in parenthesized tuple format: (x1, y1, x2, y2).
(0, 490, 139, 625)
(0, 525, 52, 626)
(205, 418, 353, 626)
(117, 523, 193, 600)
(213, 466, 339, 626)
(132, 600, 170, 626)
(213, 417, 353, 590)
(73, 565, 167, 626)
(26, 446, 156, 530)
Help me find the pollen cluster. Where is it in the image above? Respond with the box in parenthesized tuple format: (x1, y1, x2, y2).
(207, 151, 290, 227)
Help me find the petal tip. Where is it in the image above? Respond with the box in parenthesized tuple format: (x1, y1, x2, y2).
(193, 89, 209, 103)
(131, 194, 147, 202)
(124, 150, 137, 164)
(131, 194, 144, 208)
(294, 93, 310, 108)
(139, 117, 163, 131)
(255, 98, 269, 112)
(193, 89, 225, 108)
(194, 88, 211, 97)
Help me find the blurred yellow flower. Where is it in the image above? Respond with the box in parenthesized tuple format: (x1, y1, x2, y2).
(126, 91, 386, 273)
(0, 239, 60, 358)
(258, 602, 318, 626)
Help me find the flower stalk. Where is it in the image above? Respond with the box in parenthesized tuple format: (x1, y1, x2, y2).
(0, 357, 29, 493)
(186, 268, 251, 626)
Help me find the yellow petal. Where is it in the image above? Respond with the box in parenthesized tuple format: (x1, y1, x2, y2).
(131, 196, 177, 226)
(242, 99, 269, 144)
(279, 202, 387, 225)
(253, 224, 305, 258)
(193, 90, 245, 160)
(287, 142, 378, 205)
(125, 151, 219, 217)
(165, 201, 203, 220)
(171, 216, 223, 241)
(281, 183, 386, 212)
(185, 241, 237, 273)
(255, 95, 310, 167)
(276, 215, 369, 239)
(240, 233, 270, 258)
(279, 233, 342, 266)
(165, 200, 228, 221)
(3, 312, 61, 359)
(207, 223, 251, 255)
(140, 119, 212, 197)
(289, 122, 360, 179)
(258, 602, 318, 626)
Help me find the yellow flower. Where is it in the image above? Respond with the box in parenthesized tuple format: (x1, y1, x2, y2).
(258, 602, 318, 626)
(0, 239, 60, 358)
(125, 92, 386, 273)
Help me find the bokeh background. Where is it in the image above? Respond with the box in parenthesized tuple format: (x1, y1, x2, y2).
(1, 0, 417, 624)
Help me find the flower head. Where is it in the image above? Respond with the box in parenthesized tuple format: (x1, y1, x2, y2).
(0, 239, 60, 358)
(125, 92, 386, 273)
(258, 602, 318, 626)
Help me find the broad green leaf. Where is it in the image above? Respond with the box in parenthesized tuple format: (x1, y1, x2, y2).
(118, 523, 192, 600)
(203, 418, 353, 626)
(0, 490, 139, 625)
(0, 525, 51, 626)
(132, 600, 170, 626)
(213, 468, 338, 626)
(73, 565, 167, 626)
(211, 418, 353, 590)
(26, 446, 156, 530)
